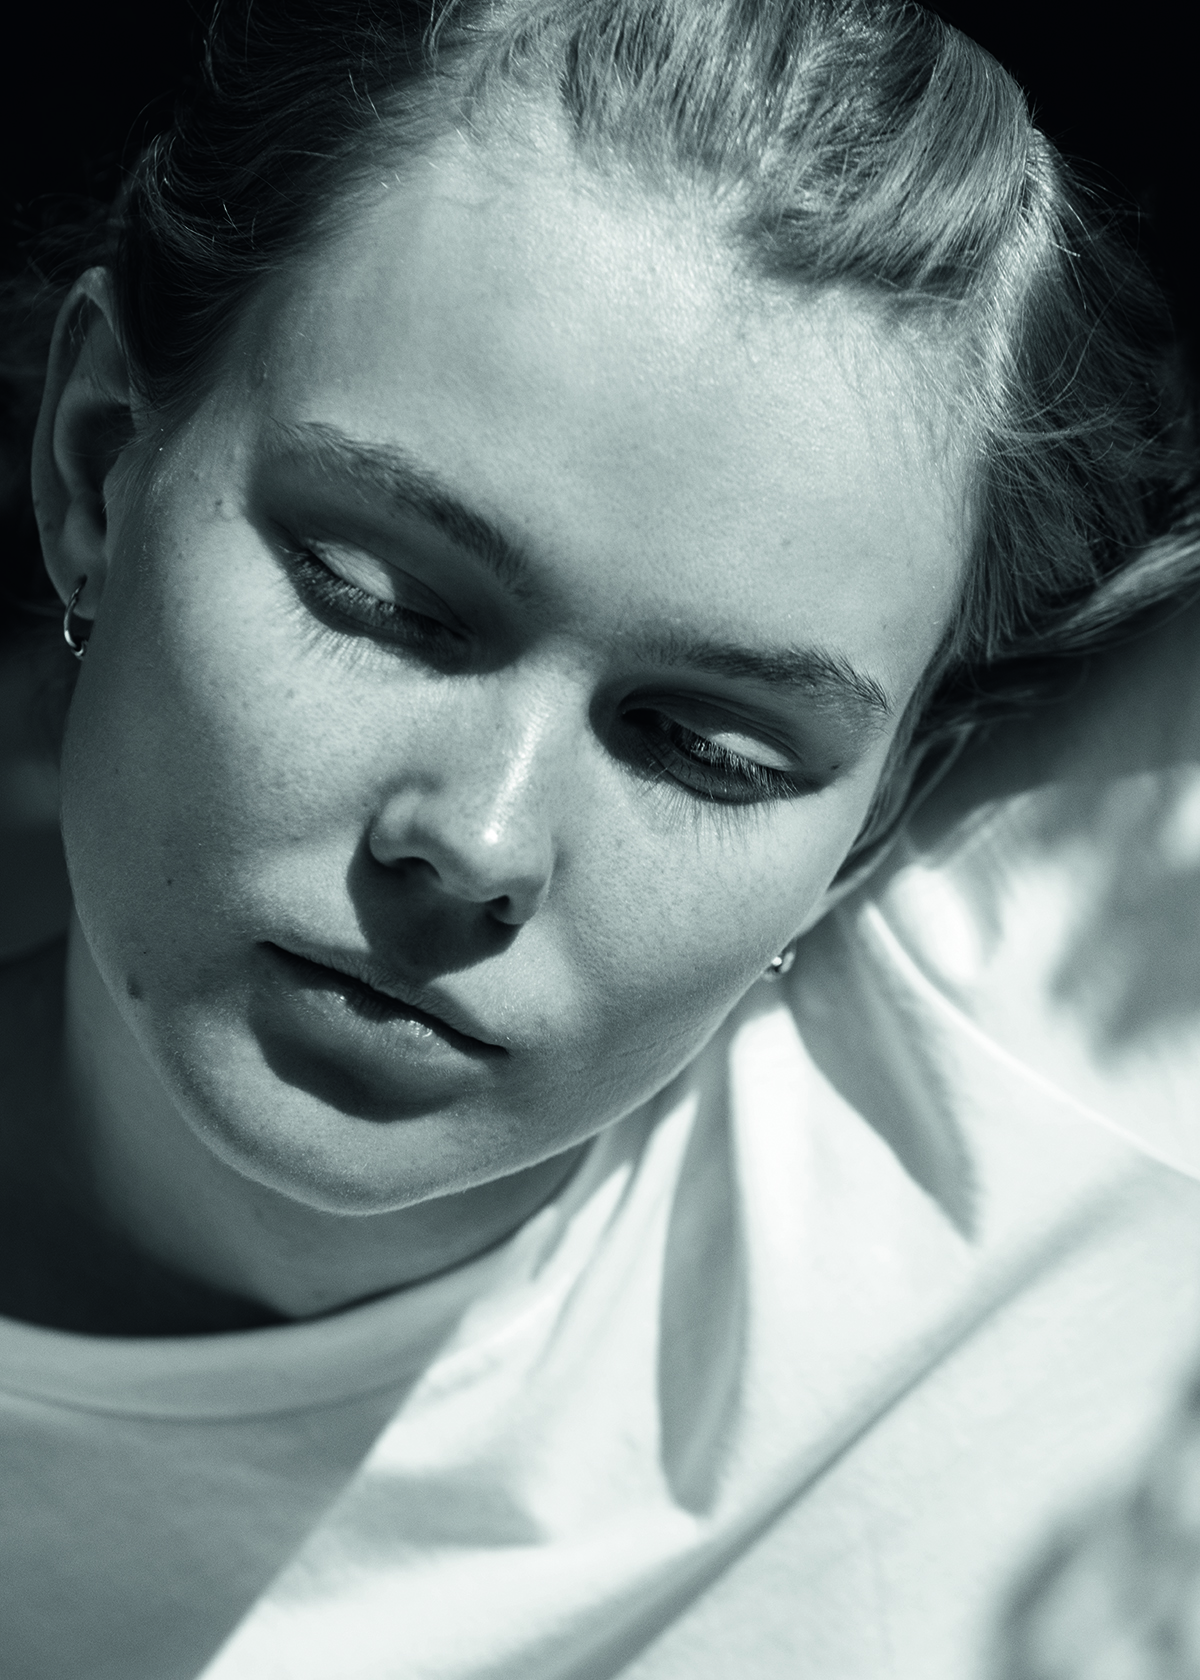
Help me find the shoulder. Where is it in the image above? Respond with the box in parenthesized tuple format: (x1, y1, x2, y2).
(0, 628, 72, 962)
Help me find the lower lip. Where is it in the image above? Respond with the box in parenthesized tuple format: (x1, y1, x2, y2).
(253, 945, 501, 1111)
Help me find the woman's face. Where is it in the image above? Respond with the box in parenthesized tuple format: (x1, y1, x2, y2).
(62, 136, 966, 1214)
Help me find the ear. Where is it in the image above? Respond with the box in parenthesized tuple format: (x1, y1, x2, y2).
(31, 267, 136, 623)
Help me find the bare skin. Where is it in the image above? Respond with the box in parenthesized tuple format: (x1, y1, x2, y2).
(10, 129, 967, 1334)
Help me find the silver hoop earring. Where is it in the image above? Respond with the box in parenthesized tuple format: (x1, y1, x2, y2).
(63, 578, 89, 661)
(765, 945, 796, 979)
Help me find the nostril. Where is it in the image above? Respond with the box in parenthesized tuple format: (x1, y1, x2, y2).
(368, 785, 554, 917)
(369, 830, 552, 925)
(486, 883, 547, 927)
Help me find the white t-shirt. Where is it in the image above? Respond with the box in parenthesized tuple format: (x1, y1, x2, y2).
(4, 608, 1200, 1679)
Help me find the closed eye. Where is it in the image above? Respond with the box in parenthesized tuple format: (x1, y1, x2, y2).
(624, 707, 820, 804)
(279, 531, 825, 806)
(278, 535, 468, 662)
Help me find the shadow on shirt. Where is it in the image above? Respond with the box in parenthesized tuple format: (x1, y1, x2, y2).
(896, 593, 1200, 1063)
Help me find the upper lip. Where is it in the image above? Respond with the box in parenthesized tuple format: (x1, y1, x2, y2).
(267, 940, 508, 1053)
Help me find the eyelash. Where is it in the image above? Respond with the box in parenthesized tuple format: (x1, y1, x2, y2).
(629, 712, 810, 804)
(283, 542, 462, 660)
(282, 540, 811, 807)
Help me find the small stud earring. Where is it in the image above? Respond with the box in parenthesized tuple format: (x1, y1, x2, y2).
(765, 945, 796, 979)
(63, 578, 89, 660)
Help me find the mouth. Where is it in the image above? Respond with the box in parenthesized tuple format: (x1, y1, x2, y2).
(262, 943, 506, 1059)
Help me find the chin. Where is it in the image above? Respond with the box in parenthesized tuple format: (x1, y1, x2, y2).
(176, 1053, 514, 1215)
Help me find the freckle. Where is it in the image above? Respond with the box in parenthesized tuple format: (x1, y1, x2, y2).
(165, 878, 174, 887)
(126, 975, 144, 1001)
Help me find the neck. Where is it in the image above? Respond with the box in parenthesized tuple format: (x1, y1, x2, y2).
(63, 917, 587, 1325)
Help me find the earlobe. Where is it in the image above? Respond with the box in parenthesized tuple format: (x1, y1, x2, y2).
(31, 266, 136, 622)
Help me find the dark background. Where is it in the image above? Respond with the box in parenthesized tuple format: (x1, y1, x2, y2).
(2, 2, 1195, 374)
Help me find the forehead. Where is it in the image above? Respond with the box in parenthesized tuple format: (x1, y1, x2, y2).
(226, 133, 968, 700)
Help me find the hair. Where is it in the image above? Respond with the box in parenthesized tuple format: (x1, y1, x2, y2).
(2, 0, 1196, 875)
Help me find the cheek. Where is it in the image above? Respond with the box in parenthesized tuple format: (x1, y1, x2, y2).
(490, 792, 877, 1146)
(61, 486, 880, 1070)
(558, 784, 878, 1051)
(59, 519, 360, 965)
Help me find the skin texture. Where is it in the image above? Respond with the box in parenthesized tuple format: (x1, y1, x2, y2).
(30, 132, 967, 1321)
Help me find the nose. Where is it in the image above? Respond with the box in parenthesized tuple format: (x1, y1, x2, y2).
(367, 699, 559, 927)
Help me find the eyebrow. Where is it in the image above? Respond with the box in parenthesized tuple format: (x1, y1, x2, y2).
(271, 419, 894, 729)
(277, 420, 533, 596)
(629, 632, 893, 727)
